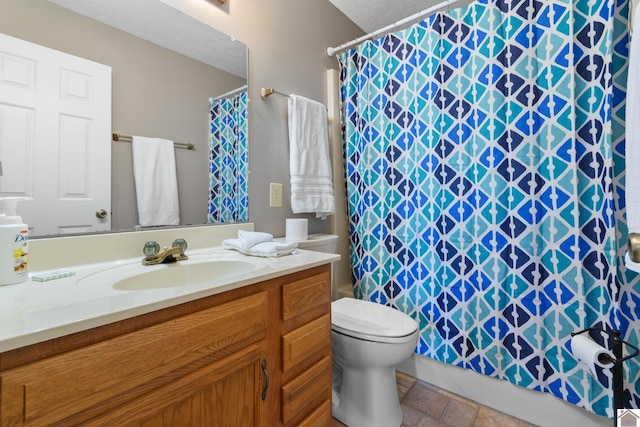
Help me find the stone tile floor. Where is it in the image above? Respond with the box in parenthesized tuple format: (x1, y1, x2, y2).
(332, 371, 539, 427)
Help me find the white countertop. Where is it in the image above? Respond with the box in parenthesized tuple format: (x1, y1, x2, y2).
(0, 247, 339, 353)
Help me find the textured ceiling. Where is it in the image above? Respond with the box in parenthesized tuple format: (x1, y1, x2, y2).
(329, 0, 476, 39)
(50, 0, 471, 70)
(48, 0, 247, 78)
(328, 0, 448, 33)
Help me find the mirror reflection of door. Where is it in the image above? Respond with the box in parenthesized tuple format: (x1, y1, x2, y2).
(0, 33, 111, 236)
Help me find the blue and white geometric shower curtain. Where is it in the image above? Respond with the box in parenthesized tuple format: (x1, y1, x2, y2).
(208, 90, 248, 223)
(339, 0, 639, 418)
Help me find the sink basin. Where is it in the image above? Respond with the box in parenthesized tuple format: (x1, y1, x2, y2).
(113, 260, 258, 291)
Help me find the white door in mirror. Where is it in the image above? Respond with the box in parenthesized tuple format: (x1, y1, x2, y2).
(0, 33, 112, 236)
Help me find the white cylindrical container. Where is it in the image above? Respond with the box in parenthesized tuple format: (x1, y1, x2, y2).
(0, 197, 29, 285)
(285, 218, 308, 241)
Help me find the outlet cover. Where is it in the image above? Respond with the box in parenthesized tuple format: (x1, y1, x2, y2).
(269, 183, 283, 207)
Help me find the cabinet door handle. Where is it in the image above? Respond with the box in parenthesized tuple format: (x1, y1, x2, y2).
(261, 359, 269, 401)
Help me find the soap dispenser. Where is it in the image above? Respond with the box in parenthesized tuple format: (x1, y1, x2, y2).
(0, 197, 29, 285)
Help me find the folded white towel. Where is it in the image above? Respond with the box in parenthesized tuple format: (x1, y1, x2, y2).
(627, 6, 640, 240)
(222, 231, 298, 257)
(288, 94, 335, 219)
(237, 230, 274, 250)
(250, 241, 299, 256)
(222, 238, 298, 257)
(132, 135, 180, 227)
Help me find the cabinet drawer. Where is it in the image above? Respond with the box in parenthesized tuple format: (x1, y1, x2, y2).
(281, 356, 331, 425)
(282, 314, 330, 373)
(282, 271, 331, 321)
(0, 292, 268, 426)
(297, 400, 332, 427)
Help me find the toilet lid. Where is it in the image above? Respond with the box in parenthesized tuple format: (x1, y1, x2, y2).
(331, 298, 418, 342)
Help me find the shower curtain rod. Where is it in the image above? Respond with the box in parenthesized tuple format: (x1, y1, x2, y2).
(210, 84, 248, 102)
(326, 0, 463, 56)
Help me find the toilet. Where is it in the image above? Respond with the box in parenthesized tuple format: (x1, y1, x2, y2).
(293, 234, 419, 427)
(331, 298, 419, 427)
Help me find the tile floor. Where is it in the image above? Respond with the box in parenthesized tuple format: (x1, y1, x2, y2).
(332, 371, 539, 427)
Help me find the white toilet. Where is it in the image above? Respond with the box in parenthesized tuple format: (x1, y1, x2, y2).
(331, 298, 419, 427)
(293, 234, 419, 427)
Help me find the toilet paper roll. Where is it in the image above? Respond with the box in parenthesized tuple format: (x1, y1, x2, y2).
(286, 218, 308, 241)
(570, 334, 615, 376)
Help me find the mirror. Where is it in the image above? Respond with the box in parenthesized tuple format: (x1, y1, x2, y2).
(0, 0, 248, 237)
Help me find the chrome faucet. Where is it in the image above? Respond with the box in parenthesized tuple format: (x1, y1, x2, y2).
(142, 238, 188, 265)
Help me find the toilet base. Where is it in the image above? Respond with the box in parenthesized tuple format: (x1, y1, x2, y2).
(332, 364, 402, 427)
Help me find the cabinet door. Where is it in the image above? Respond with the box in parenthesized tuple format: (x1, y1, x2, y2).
(0, 292, 268, 426)
(87, 341, 269, 427)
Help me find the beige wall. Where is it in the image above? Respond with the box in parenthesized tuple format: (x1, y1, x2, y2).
(0, 0, 246, 230)
(157, 0, 363, 233)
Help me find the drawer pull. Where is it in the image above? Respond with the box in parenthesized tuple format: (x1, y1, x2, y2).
(261, 359, 269, 401)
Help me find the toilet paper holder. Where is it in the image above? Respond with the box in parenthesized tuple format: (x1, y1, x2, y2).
(571, 328, 639, 419)
(628, 232, 640, 262)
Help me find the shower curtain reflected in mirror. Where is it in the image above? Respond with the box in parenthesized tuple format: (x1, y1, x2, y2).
(338, 0, 635, 418)
(208, 90, 249, 223)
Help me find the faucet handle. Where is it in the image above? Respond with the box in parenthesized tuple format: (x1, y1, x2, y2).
(143, 241, 161, 259)
(172, 238, 188, 254)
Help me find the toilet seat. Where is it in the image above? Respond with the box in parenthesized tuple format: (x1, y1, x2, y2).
(331, 298, 418, 344)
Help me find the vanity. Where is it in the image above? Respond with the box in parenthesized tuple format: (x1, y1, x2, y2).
(0, 224, 338, 426)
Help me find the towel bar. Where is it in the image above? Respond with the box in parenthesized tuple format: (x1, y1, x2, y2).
(112, 133, 194, 150)
(260, 88, 329, 116)
(261, 87, 290, 100)
(629, 233, 640, 262)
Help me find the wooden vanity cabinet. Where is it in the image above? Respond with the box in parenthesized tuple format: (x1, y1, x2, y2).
(0, 264, 332, 427)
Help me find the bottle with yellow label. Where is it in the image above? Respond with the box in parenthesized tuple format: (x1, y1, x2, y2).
(0, 197, 28, 285)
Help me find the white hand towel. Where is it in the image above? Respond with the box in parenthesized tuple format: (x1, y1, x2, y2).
(288, 94, 335, 219)
(222, 238, 298, 257)
(132, 135, 180, 227)
(222, 238, 246, 251)
(627, 5, 640, 267)
(250, 241, 298, 256)
(237, 230, 274, 251)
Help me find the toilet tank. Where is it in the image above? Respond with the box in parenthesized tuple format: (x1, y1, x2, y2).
(294, 234, 339, 254)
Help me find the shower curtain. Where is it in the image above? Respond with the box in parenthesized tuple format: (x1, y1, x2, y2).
(338, 0, 639, 418)
(208, 90, 248, 223)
